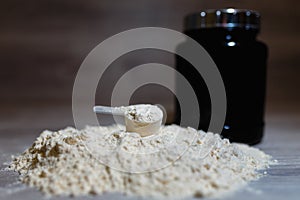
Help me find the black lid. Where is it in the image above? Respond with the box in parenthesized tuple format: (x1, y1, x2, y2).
(185, 8, 260, 31)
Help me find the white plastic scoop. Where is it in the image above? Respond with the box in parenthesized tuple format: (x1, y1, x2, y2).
(93, 106, 125, 116)
(93, 104, 163, 137)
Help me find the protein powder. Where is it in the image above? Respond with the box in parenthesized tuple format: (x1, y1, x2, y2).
(7, 124, 273, 198)
(123, 104, 163, 136)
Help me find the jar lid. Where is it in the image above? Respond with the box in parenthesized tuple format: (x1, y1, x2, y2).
(184, 8, 260, 31)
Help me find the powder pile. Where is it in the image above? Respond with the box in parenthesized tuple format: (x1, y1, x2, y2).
(8, 125, 272, 198)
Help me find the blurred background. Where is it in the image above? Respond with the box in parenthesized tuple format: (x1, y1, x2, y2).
(0, 0, 299, 132)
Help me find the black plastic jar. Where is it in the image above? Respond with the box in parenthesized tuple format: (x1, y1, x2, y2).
(175, 8, 268, 144)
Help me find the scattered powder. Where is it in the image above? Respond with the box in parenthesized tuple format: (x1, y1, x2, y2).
(8, 125, 272, 199)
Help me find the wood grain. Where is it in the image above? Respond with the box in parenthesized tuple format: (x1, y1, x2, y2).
(0, 0, 299, 119)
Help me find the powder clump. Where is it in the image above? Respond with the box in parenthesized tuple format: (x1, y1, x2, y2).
(124, 104, 163, 123)
(8, 125, 272, 198)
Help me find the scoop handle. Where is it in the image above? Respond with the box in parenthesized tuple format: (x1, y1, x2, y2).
(93, 106, 125, 116)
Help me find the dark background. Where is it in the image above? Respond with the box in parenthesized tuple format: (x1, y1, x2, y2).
(0, 0, 299, 131)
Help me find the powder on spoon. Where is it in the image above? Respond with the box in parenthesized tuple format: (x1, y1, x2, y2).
(122, 104, 163, 136)
(124, 104, 163, 123)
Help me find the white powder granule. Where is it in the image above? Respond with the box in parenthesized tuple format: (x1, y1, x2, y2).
(8, 125, 272, 199)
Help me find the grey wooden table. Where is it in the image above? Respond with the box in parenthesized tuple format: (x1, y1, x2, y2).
(0, 106, 299, 200)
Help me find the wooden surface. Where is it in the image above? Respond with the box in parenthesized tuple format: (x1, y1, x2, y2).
(0, 108, 300, 200)
(0, 0, 299, 116)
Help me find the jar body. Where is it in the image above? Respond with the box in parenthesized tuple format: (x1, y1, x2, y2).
(175, 28, 268, 144)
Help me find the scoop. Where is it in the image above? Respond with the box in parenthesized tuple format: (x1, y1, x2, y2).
(93, 104, 163, 137)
